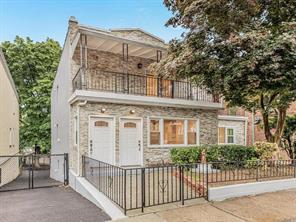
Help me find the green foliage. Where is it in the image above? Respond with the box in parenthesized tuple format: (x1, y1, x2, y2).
(254, 142, 278, 160)
(204, 145, 258, 162)
(159, 0, 296, 144)
(170, 145, 258, 165)
(170, 147, 202, 165)
(281, 115, 296, 158)
(244, 157, 261, 169)
(1, 37, 61, 152)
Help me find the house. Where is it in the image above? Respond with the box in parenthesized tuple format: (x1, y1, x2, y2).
(0, 48, 20, 187)
(51, 17, 223, 178)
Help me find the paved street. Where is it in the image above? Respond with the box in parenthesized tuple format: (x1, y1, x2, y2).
(115, 189, 296, 222)
(0, 186, 110, 222)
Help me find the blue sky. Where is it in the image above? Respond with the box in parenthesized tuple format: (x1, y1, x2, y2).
(0, 0, 183, 45)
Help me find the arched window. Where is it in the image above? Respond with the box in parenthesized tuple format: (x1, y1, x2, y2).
(94, 121, 109, 127)
(124, 122, 136, 128)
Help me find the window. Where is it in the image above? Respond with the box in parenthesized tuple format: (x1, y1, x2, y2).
(150, 119, 160, 145)
(218, 127, 235, 144)
(164, 120, 184, 144)
(94, 121, 109, 127)
(187, 120, 197, 145)
(124, 122, 136, 128)
(227, 128, 234, 143)
(149, 118, 198, 146)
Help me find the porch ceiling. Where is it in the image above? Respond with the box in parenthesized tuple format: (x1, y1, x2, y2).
(85, 34, 167, 60)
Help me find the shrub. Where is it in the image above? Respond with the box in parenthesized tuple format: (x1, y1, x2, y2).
(254, 142, 278, 160)
(170, 145, 258, 165)
(170, 147, 202, 165)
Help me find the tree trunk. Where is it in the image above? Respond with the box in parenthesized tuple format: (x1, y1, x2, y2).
(262, 111, 273, 142)
(274, 108, 287, 145)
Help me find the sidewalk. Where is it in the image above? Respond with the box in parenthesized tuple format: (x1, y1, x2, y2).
(114, 188, 296, 222)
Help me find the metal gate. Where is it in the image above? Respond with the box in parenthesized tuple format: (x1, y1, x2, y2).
(0, 154, 69, 192)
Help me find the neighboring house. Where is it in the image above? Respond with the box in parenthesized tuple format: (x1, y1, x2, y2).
(219, 101, 296, 147)
(0, 48, 20, 186)
(51, 17, 223, 178)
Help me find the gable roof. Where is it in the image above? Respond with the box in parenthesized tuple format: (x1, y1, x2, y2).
(0, 48, 19, 101)
(109, 28, 165, 43)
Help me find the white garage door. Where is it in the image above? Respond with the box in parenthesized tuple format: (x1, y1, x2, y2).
(89, 117, 115, 164)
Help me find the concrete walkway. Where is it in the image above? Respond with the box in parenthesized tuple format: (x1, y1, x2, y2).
(114, 189, 296, 222)
(0, 186, 110, 222)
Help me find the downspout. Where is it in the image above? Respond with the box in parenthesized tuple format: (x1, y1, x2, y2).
(77, 100, 87, 176)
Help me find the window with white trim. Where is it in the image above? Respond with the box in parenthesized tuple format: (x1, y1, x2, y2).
(218, 127, 235, 144)
(149, 118, 198, 146)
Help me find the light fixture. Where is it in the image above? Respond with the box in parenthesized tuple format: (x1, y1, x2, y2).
(130, 110, 135, 114)
(101, 108, 106, 113)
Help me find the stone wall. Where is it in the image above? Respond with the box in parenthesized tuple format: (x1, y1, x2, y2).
(70, 102, 218, 173)
(110, 29, 167, 48)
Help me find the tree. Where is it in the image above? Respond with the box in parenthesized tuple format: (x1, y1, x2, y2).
(1, 37, 61, 152)
(280, 115, 296, 159)
(156, 0, 296, 144)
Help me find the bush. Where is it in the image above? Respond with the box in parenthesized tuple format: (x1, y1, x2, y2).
(170, 145, 258, 165)
(170, 147, 202, 165)
(254, 142, 278, 160)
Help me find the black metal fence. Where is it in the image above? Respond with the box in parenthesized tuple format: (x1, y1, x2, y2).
(73, 69, 220, 103)
(207, 159, 296, 186)
(0, 154, 69, 192)
(82, 156, 208, 214)
(82, 156, 296, 214)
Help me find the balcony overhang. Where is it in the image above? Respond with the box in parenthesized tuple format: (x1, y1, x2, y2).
(69, 90, 223, 110)
(70, 25, 167, 60)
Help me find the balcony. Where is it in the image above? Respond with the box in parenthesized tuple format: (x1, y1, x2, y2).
(72, 69, 220, 105)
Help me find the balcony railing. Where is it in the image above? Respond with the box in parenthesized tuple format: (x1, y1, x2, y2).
(72, 69, 220, 103)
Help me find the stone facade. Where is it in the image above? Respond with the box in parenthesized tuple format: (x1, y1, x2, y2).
(218, 119, 246, 145)
(69, 101, 218, 174)
(110, 29, 167, 48)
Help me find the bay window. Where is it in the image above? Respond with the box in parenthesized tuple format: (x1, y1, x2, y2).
(149, 118, 198, 146)
(164, 120, 184, 144)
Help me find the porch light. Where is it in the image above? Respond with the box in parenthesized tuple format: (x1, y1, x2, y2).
(101, 108, 106, 113)
(130, 110, 135, 114)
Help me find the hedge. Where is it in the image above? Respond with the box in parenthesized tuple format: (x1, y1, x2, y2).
(170, 145, 259, 165)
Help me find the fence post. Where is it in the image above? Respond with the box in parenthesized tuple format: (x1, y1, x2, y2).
(31, 155, 34, 189)
(64, 153, 69, 185)
(206, 163, 209, 201)
(124, 169, 127, 215)
(141, 168, 145, 213)
(180, 166, 184, 205)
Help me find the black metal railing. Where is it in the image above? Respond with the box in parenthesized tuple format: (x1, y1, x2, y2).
(82, 156, 208, 214)
(72, 69, 220, 103)
(0, 153, 69, 192)
(207, 159, 296, 186)
(82, 157, 296, 214)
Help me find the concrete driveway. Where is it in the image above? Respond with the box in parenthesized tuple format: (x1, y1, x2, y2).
(0, 186, 110, 222)
(115, 189, 296, 222)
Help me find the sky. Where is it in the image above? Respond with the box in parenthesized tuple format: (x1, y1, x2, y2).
(0, 0, 184, 45)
